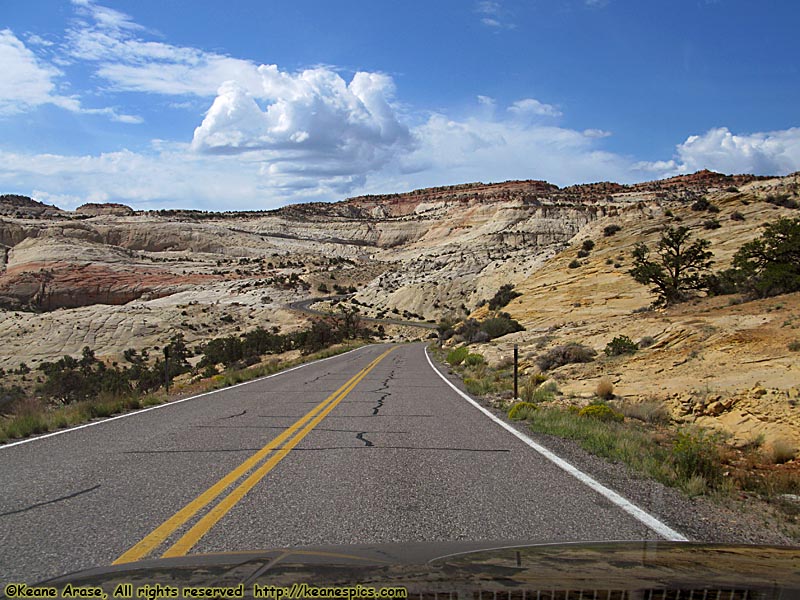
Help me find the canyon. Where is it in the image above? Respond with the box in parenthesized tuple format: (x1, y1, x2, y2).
(0, 169, 798, 450)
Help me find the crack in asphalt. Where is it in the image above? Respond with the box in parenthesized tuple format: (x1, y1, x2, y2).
(0, 484, 101, 517)
(355, 432, 374, 447)
(303, 371, 331, 385)
(324, 414, 434, 418)
(372, 394, 389, 416)
(221, 409, 247, 419)
(370, 369, 395, 416)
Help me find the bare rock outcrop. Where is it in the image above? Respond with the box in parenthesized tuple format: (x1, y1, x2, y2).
(0, 194, 64, 218)
(75, 202, 135, 217)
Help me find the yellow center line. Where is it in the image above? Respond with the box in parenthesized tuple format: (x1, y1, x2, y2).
(113, 347, 394, 565)
(161, 349, 391, 557)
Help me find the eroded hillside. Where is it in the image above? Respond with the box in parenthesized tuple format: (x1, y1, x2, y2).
(1, 171, 798, 451)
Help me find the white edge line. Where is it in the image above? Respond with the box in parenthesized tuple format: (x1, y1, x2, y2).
(424, 346, 689, 542)
(1, 345, 370, 450)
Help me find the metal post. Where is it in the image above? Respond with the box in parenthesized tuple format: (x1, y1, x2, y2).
(513, 344, 519, 400)
(163, 346, 170, 395)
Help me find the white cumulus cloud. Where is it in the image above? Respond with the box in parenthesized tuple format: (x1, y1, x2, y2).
(675, 127, 800, 175)
(191, 68, 412, 185)
(635, 127, 800, 177)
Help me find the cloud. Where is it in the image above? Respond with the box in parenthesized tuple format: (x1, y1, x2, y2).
(676, 127, 800, 175)
(5, 1, 799, 210)
(0, 28, 76, 115)
(188, 66, 412, 189)
(71, 0, 145, 32)
(636, 127, 800, 176)
(7, 118, 800, 211)
(360, 101, 634, 193)
(583, 128, 612, 138)
(508, 98, 563, 119)
(25, 33, 55, 47)
(475, 1, 516, 29)
(0, 28, 142, 122)
(65, 2, 263, 97)
(0, 147, 337, 210)
(0, 96, 632, 210)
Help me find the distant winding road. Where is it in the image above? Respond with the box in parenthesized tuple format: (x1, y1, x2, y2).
(286, 295, 438, 330)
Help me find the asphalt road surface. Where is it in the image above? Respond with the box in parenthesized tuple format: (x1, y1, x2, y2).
(0, 343, 684, 585)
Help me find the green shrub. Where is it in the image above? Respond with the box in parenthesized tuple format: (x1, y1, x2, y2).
(703, 218, 721, 230)
(520, 377, 556, 403)
(765, 194, 799, 209)
(604, 335, 638, 356)
(788, 340, 800, 352)
(568, 259, 581, 269)
(201, 364, 219, 378)
(691, 197, 713, 211)
(731, 211, 745, 221)
(578, 403, 624, 423)
(447, 346, 469, 366)
(577, 249, 590, 258)
(582, 239, 595, 252)
(0, 384, 26, 409)
(536, 343, 596, 371)
(464, 353, 485, 366)
(603, 224, 621, 237)
(508, 402, 537, 421)
(671, 429, 722, 485)
(487, 284, 521, 310)
(4, 412, 49, 439)
(464, 377, 493, 396)
(480, 314, 524, 340)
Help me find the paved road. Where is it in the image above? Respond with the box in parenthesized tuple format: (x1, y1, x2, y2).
(0, 343, 681, 585)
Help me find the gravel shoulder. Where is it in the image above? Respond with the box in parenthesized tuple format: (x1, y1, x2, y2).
(426, 347, 798, 546)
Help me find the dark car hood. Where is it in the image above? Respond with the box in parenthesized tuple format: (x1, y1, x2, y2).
(37, 541, 800, 598)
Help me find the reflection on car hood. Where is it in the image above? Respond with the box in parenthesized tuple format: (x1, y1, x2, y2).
(40, 541, 800, 598)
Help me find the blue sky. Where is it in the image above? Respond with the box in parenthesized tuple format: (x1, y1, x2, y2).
(1, 0, 798, 210)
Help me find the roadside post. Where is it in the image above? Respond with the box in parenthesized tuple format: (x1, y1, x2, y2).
(513, 344, 519, 400)
(163, 345, 170, 395)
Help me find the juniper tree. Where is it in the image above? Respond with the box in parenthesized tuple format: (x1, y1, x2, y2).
(629, 226, 713, 306)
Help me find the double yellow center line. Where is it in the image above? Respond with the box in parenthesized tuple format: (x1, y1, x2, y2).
(114, 347, 394, 565)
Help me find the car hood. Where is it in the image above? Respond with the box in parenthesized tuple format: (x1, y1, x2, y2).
(39, 541, 800, 598)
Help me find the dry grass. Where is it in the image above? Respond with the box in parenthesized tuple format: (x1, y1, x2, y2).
(767, 439, 798, 464)
(617, 399, 671, 424)
(595, 378, 614, 399)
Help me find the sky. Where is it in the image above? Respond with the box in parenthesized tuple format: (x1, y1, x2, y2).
(1, 0, 799, 211)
